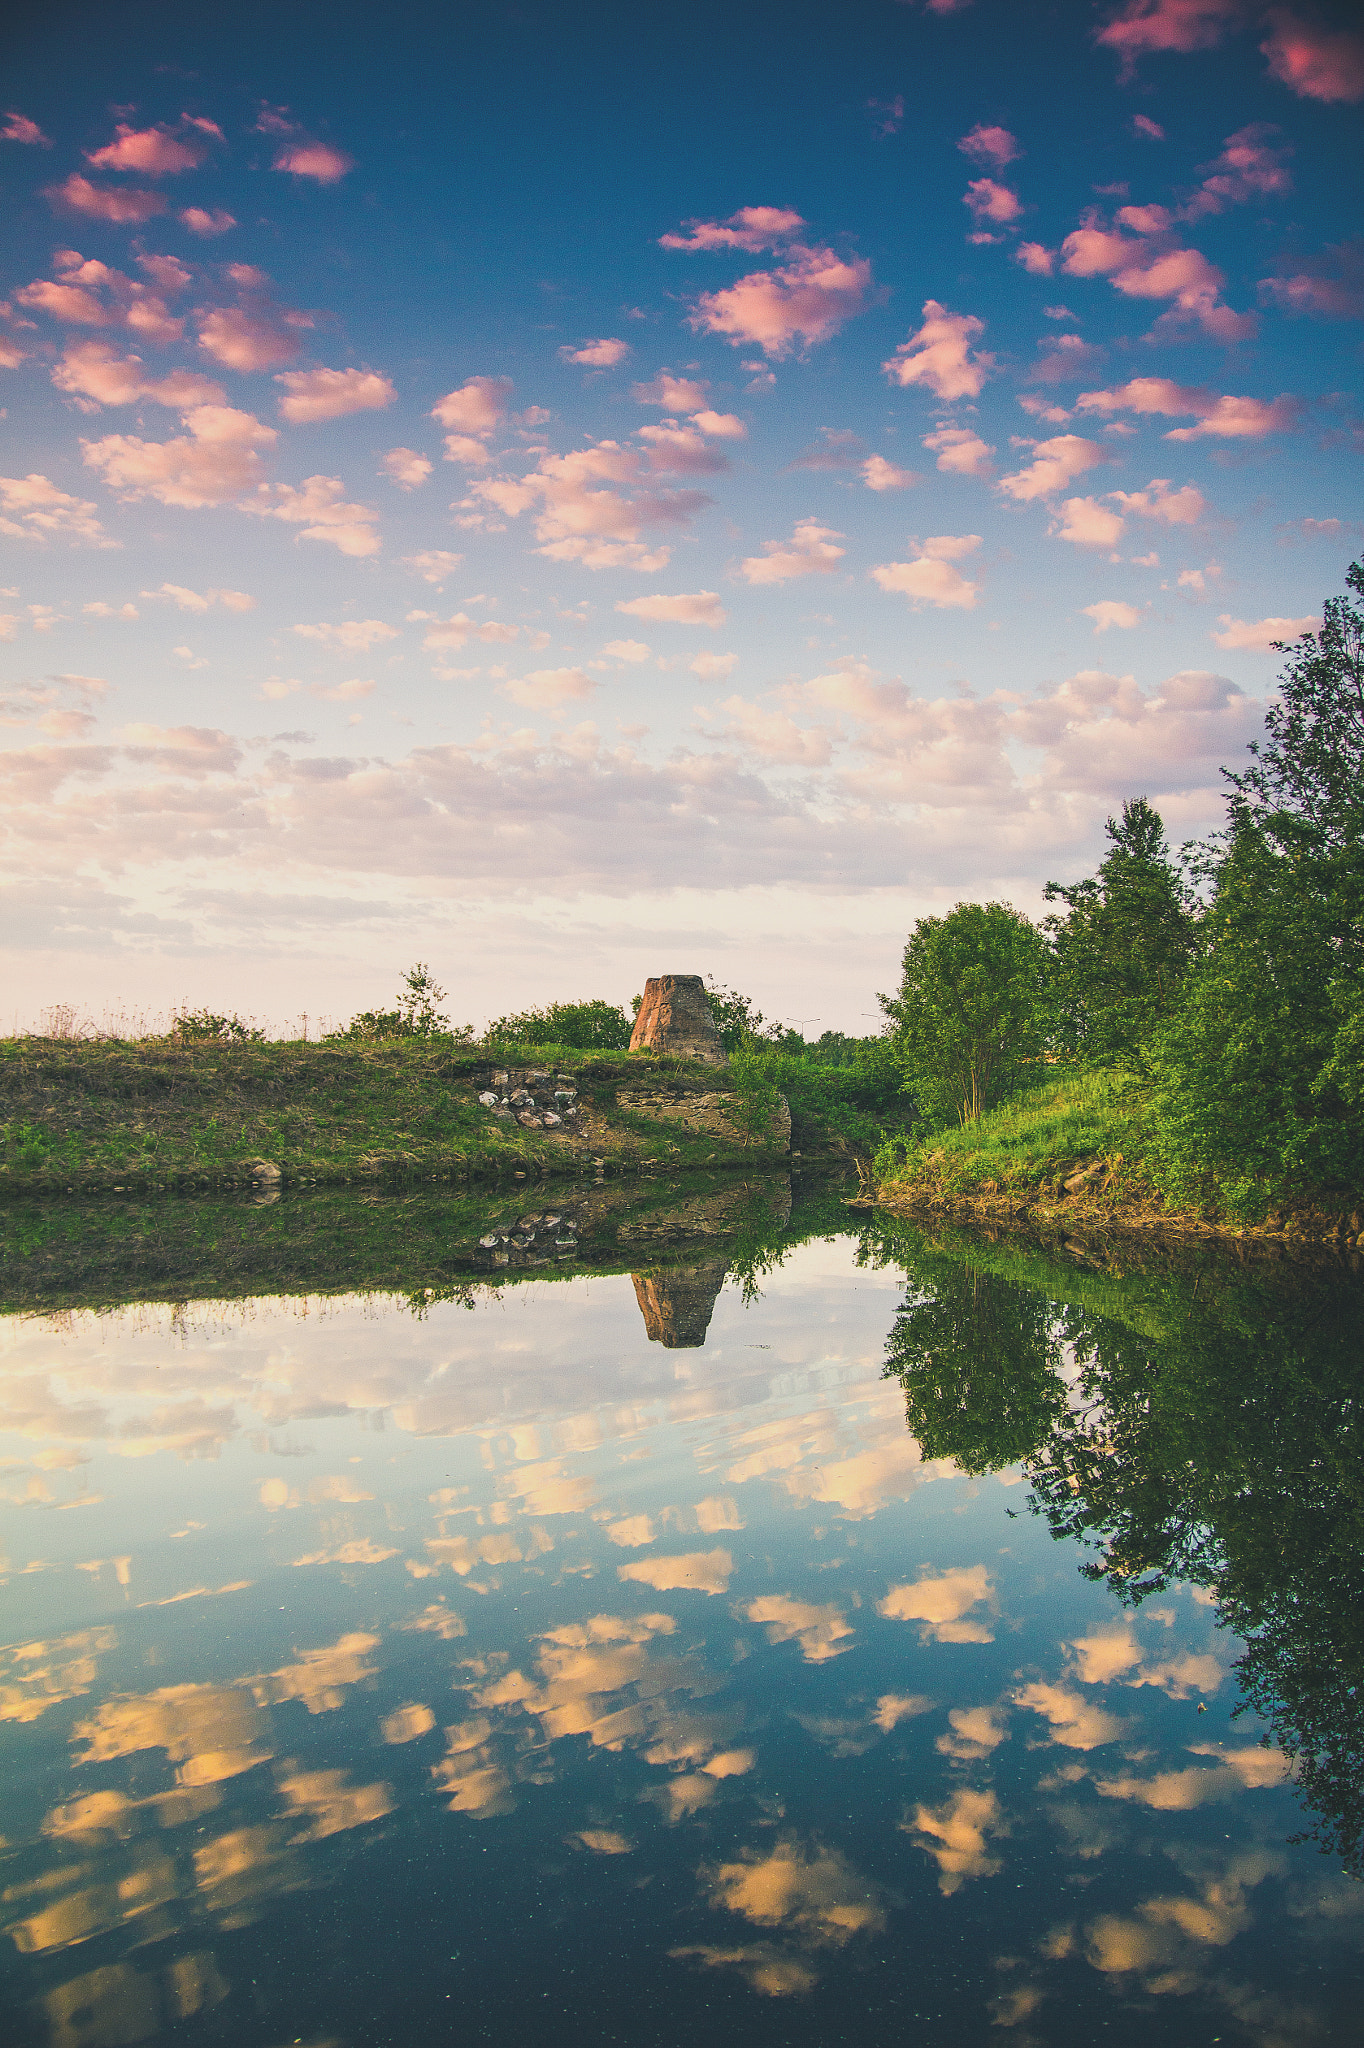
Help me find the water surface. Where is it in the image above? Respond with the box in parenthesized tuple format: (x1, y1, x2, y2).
(2, 1186, 1362, 2045)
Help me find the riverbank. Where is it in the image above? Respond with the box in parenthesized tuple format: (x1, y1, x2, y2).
(869, 1068, 1364, 1251)
(0, 1036, 797, 1198)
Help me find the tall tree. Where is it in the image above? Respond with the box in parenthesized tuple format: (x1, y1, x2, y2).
(880, 900, 1047, 1127)
(1042, 797, 1196, 1062)
(1148, 560, 1364, 1203)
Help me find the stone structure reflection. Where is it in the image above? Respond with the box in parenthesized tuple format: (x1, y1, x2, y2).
(632, 1262, 729, 1347)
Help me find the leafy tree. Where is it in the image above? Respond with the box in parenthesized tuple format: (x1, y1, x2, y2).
(1147, 560, 1364, 1204)
(171, 1009, 265, 1044)
(337, 963, 471, 1041)
(484, 998, 632, 1050)
(705, 976, 780, 1053)
(1042, 796, 1196, 1062)
(879, 900, 1048, 1127)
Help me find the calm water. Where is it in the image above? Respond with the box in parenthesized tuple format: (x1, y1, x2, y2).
(2, 1184, 1362, 2046)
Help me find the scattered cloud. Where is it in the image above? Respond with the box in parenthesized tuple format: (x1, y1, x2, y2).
(242, 474, 381, 556)
(402, 548, 462, 584)
(86, 120, 214, 175)
(181, 206, 236, 237)
(275, 368, 396, 423)
(1060, 224, 1253, 340)
(1211, 611, 1317, 649)
(884, 300, 993, 401)
(144, 583, 254, 612)
(660, 206, 807, 253)
(958, 123, 1020, 169)
(47, 173, 167, 224)
(560, 338, 631, 367)
(1259, 238, 1364, 319)
(997, 434, 1104, 502)
(500, 666, 596, 710)
(743, 1594, 854, 1663)
(1053, 496, 1127, 547)
(381, 447, 433, 489)
(923, 426, 994, 476)
(1076, 376, 1297, 437)
(690, 651, 737, 680)
(964, 178, 1023, 230)
(908, 1787, 1007, 1893)
(740, 518, 846, 585)
(1084, 599, 1141, 631)
(52, 340, 224, 412)
(292, 619, 399, 652)
(862, 455, 918, 491)
(686, 244, 874, 358)
(1260, 9, 1364, 103)
(615, 590, 725, 626)
(82, 404, 278, 509)
(273, 141, 354, 182)
(0, 471, 106, 548)
(3, 111, 52, 146)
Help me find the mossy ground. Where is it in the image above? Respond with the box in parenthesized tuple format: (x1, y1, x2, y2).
(0, 1036, 794, 1199)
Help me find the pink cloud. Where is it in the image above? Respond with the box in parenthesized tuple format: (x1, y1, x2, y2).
(1184, 124, 1292, 219)
(1076, 376, 1296, 437)
(432, 375, 513, 439)
(660, 206, 806, 253)
(293, 619, 399, 652)
(501, 667, 597, 711)
(1133, 114, 1166, 139)
(406, 611, 517, 650)
(871, 538, 981, 611)
(862, 455, 918, 491)
(884, 300, 994, 401)
(52, 341, 225, 411)
(1095, 0, 1242, 72)
(997, 434, 1104, 502)
(740, 518, 846, 585)
(181, 207, 236, 237)
(1015, 242, 1055, 275)
(964, 178, 1023, 228)
(689, 652, 738, 681)
(17, 252, 183, 344)
(242, 475, 381, 556)
(922, 426, 995, 476)
(615, 591, 726, 626)
(86, 123, 210, 175)
(1053, 496, 1126, 547)
(687, 246, 873, 358)
(275, 368, 397, 423)
(0, 338, 27, 369)
(381, 448, 432, 489)
(691, 409, 746, 438)
(1212, 611, 1319, 649)
(1261, 9, 1364, 102)
(1084, 600, 1141, 632)
(560, 338, 631, 367)
(1111, 478, 1206, 523)
(3, 112, 52, 146)
(273, 142, 354, 183)
(197, 303, 310, 372)
(633, 371, 710, 411)
(1259, 239, 1364, 319)
(0, 472, 109, 545)
(1060, 225, 1253, 338)
(1019, 394, 1071, 425)
(46, 174, 167, 224)
(1031, 332, 1106, 382)
(81, 405, 279, 508)
(464, 436, 709, 570)
(958, 124, 1020, 169)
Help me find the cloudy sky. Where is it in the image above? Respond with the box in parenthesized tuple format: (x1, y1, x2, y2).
(2, 0, 1360, 1033)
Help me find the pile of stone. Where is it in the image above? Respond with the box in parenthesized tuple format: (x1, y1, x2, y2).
(477, 1068, 579, 1131)
(476, 1210, 580, 1267)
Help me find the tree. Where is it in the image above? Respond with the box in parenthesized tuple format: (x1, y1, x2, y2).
(1147, 560, 1364, 1203)
(1042, 797, 1196, 1062)
(879, 901, 1047, 1127)
(484, 999, 632, 1050)
(336, 963, 470, 1041)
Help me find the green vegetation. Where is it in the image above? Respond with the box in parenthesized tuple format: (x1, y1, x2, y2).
(875, 557, 1364, 1232)
(0, 1038, 792, 1197)
(484, 998, 633, 1050)
(876, 1215, 1364, 1873)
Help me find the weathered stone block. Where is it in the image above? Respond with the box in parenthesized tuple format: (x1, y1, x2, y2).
(629, 974, 726, 1064)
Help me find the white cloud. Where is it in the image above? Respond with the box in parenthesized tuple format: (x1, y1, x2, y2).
(740, 519, 845, 585)
(275, 368, 396, 424)
(1211, 613, 1317, 650)
(883, 301, 994, 401)
(615, 591, 725, 626)
(871, 535, 981, 610)
(292, 620, 400, 653)
(1084, 600, 1141, 632)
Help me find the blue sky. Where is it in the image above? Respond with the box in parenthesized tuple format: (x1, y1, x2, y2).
(3, 0, 1361, 1032)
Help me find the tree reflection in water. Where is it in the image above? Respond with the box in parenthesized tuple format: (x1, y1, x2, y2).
(879, 1227, 1364, 1875)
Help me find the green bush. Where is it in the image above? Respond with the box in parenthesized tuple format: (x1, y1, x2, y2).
(483, 998, 632, 1050)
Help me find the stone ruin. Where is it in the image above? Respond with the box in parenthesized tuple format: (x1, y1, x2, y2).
(629, 974, 727, 1065)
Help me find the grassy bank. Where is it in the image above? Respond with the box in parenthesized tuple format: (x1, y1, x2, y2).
(0, 1035, 799, 1199)
(871, 1065, 1364, 1248)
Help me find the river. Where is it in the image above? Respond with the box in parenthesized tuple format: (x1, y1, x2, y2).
(2, 1176, 1361, 2045)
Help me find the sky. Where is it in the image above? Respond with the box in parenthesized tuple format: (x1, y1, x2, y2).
(2, 0, 1361, 1036)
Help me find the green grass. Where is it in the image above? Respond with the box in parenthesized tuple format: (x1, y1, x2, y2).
(876, 1066, 1143, 1198)
(0, 1035, 792, 1198)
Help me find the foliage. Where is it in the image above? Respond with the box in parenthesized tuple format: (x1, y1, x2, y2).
(733, 1036, 913, 1153)
(871, 1066, 1141, 1198)
(705, 976, 781, 1053)
(1042, 797, 1196, 1062)
(880, 900, 1049, 1128)
(1146, 561, 1364, 1208)
(484, 998, 632, 1050)
(171, 1008, 265, 1044)
(337, 962, 472, 1042)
